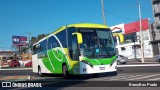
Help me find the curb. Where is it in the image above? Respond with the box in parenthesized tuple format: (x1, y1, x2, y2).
(126, 62, 159, 64)
(117, 64, 160, 67)
(0, 75, 35, 81)
(0, 68, 32, 71)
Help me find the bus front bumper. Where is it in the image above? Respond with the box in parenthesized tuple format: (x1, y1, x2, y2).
(78, 61, 117, 74)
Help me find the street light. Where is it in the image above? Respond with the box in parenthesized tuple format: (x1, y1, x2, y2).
(138, 2, 145, 63)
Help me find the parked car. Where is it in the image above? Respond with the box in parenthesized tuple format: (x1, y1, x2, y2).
(116, 55, 128, 65)
(25, 61, 32, 67)
(9, 60, 20, 67)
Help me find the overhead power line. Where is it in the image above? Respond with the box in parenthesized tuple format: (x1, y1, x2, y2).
(104, 9, 138, 20)
(76, 9, 138, 24)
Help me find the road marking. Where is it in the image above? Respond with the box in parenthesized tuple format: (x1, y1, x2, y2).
(105, 74, 146, 81)
(88, 73, 160, 81)
(113, 74, 147, 80)
(127, 73, 160, 80)
(148, 77, 160, 81)
(88, 73, 146, 81)
(0, 68, 32, 71)
(117, 64, 160, 67)
(109, 74, 132, 79)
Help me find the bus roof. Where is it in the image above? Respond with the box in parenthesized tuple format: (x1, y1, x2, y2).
(33, 23, 109, 46)
(53, 23, 109, 34)
(68, 23, 109, 28)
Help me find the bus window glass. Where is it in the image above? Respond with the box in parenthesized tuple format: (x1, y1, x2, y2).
(56, 30, 67, 48)
(79, 28, 115, 58)
(67, 27, 77, 60)
(47, 36, 60, 50)
(71, 35, 79, 60)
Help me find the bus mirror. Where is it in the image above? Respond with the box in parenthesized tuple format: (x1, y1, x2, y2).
(118, 34, 124, 43)
(72, 32, 83, 44)
(113, 33, 124, 43)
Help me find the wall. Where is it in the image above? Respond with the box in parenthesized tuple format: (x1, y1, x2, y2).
(111, 19, 154, 59)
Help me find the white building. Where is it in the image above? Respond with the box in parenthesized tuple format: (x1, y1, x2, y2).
(110, 19, 154, 59)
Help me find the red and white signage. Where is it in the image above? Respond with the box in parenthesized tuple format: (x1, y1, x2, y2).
(110, 18, 149, 35)
(124, 19, 149, 34)
(110, 23, 125, 34)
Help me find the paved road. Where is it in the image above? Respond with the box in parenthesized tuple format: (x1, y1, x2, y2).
(1, 65, 160, 90)
(0, 68, 34, 76)
(0, 65, 160, 80)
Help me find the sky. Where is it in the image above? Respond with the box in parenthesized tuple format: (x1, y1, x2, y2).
(0, 0, 154, 51)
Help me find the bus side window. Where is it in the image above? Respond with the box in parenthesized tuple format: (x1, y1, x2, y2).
(40, 40, 47, 52)
(71, 35, 79, 60)
(33, 45, 36, 54)
(56, 30, 67, 48)
(67, 27, 78, 60)
(33, 44, 41, 54)
(47, 36, 60, 50)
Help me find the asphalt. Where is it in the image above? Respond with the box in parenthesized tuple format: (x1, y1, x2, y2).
(0, 58, 159, 81)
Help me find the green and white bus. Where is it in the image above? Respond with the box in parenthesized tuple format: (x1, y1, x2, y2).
(32, 23, 123, 77)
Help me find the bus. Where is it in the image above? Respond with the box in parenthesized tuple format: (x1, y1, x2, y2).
(32, 23, 124, 77)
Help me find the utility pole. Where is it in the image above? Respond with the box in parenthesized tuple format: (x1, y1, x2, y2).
(26, 32, 31, 54)
(0, 56, 1, 69)
(138, 2, 145, 63)
(101, 0, 106, 25)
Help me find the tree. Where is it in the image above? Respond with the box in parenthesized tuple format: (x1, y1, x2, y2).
(30, 34, 47, 45)
(37, 34, 46, 41)
(21, 46, 28, 54)
(31, 37, 37, 45)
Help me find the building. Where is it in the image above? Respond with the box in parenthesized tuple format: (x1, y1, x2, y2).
(150, 0, 160, 57)
(0, 51, 13, 59)
(110, 19, 154, 59)
(0, 51, 14, 68)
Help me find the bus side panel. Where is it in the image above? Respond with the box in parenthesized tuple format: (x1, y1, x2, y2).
(32, 54, 50, 73)
(32, 54, 38, 73)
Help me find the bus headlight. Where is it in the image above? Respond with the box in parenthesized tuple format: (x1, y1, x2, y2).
(83, 69, 86, 72)
(81, 60, 93, 67)
(110, 60, 117, 66)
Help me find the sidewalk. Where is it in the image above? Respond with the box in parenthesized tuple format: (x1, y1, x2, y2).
(0, 75, 35, 81)
(0, 67, 32, 70)
(126, 58, 159, 64)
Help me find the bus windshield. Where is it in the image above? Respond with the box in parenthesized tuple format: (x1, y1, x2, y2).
(78, 28, 115, 58)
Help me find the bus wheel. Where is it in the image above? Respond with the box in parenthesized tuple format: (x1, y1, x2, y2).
(38, 66, 43, 77)
(62, 65, 68, 78)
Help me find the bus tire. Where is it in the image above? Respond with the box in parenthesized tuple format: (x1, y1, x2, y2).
(38, 66, 44, 77)
(62, 65, 68, 78)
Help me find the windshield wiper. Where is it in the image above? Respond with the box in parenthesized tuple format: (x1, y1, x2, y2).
(106, 51, 111, 57)
(91, 51, 95, 58)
